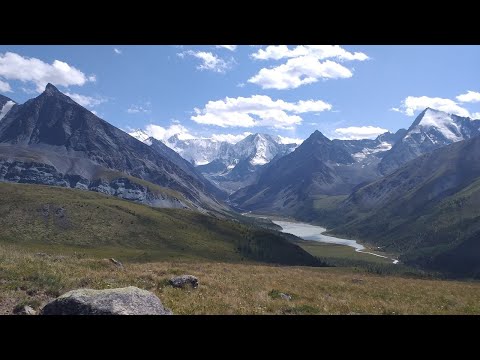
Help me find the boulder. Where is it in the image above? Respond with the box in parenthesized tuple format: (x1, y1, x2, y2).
(169, 275, 198, 289)
(40, 286, 172, 315)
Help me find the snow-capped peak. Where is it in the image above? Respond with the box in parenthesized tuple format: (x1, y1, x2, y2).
(414, 108, 464, 142)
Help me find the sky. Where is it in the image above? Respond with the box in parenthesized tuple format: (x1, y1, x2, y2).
(1, 45, 480, 144)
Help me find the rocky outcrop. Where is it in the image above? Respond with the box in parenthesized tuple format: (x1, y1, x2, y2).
(40, 286, 173, 315)
(0, 159, 188, 209)
(169, 275, 199, 289)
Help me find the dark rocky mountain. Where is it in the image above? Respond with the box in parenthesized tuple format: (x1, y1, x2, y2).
(231, 130, 364, 213)
(325, 134, 480, 276)
(0, 84, 228, 213)
(379, 108, 480, 175)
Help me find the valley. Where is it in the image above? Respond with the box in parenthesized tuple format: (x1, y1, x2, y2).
(1, 48, 480, 315)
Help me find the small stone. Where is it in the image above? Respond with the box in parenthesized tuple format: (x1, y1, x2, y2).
(109, 258, 124, 268)
(279, 293, 292, 301)
(169, 275, 198, 289)
(14, 305, 37, 315)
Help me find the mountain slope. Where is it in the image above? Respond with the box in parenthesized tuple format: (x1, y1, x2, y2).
(147, 137, 226, 199)
(0, 182, 321, 267)
(231, 130, 360, 213)
(379, 108, 480, 174)
(0, 84, 227, 213)
(327, 134, 480, 276)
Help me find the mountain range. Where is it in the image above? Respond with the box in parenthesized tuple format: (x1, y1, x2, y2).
(2, 84, 480, 276)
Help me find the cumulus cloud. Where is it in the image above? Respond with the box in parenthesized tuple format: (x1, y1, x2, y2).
(127, 102, 152, 114)
(248, 45, 368, 90)
(456, 90, 480, 103)
(114, 48, 122, 55)
(251, 45, 369, 61)
(65, 92, 106, 108)
(216, 45, 237, 51)
(210, 132, 251, 143)
(0, 52, 95, 92)
(0, 79, 11, 92)
(248, 57, 353, 90)
(472, 112, 480, 119)
(178, 50, 233, 73)
(393, 96, 471, 117)
(276, 135, 304, 145)
(334, 126, 388, 140)
(191, 95, 332, 129)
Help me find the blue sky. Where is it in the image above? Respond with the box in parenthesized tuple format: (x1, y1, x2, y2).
(1, 45, 480, 144)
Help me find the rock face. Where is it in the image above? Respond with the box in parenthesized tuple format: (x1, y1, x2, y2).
(0, 159, 188, 209)
(169, 275, 199, 289)
(40, 286, 173, 315)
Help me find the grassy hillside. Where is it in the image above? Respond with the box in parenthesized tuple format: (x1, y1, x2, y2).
(0, 183, 320, 267)
(1, 244, 480, 315)
(320, 174, 480, 278)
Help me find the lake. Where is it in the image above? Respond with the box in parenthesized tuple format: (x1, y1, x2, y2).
(273, 220, 399, 264)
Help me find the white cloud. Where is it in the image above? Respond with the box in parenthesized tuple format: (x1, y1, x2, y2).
(456, 90, 480, 103)
(0, 52, 95, 92)
(276, 135, 304, 145)
(127, 102, 151, 114)
(248, 57, 353, 90)
(210, 132, 251, 143)
(472, 112, 480, 119)
(394, 96, 470, 117)
(248, 46, 368, 90)
(178, 50, 233, 73)
(65, 92, 106, 108)
(0, 79, 12, 92)
(216, 45, 237, 51)
(191, 95, 332, 129)
(237, 83, 245, 88)
(251, 45, 369, 61)
(114, 48, 122, 55)
(334, 126, 388, 140)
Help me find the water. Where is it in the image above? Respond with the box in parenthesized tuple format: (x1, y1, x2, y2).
(273, 220, 399, 264)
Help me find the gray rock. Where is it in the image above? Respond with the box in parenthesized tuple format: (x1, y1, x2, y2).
(279, 293, 292, 301)
(40, 286, 172, 315)
(169, 275, 198, 289)
(14, 305, 37, 315)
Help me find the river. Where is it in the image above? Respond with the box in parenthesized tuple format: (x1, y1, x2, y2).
(273, 220, 399, 264)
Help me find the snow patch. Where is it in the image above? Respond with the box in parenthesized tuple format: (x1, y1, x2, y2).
(352, 141, 392, 161)
(0, 100, 15, 121)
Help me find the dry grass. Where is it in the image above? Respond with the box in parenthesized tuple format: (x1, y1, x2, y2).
(1, 244, 480, 315)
